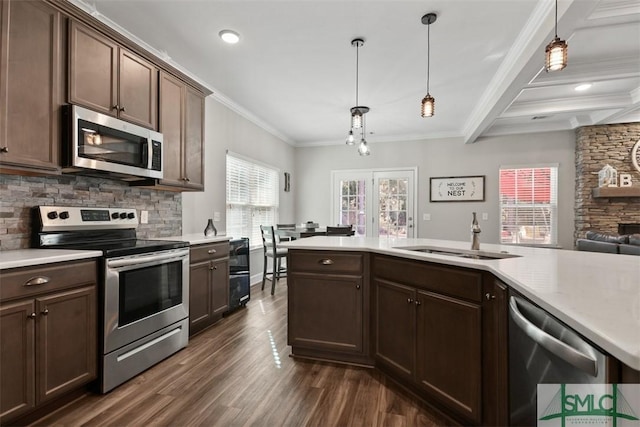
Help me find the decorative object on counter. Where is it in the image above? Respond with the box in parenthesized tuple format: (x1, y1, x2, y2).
(204, 218, 217, 236)
(597, 164, 618, 187)
(430, 176, 485, 202)
(284, 172, 291, 192)
(420, 12, 437, 117)
(303, 221, 319, 231)
(619, 173, 632, 187)
(471, 212, 481, 250)
(545, 0, 568, 72)
(345, 38, 371, 156)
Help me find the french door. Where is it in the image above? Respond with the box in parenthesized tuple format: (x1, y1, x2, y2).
(331, 169, 416, 238)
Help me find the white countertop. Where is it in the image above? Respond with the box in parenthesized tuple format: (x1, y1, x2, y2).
(156, 234, 231, 245)
(0, 249, 103, 270)
(281, 236, 640, 371)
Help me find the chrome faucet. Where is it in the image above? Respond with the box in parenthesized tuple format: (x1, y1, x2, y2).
(471, 212, 481, 250)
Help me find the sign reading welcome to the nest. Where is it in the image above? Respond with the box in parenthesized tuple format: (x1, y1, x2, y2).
(430, 176, 485, 202)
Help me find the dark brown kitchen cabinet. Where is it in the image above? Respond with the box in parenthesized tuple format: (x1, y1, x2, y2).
(0, 260, 97, 425)
(189, 241, 230, 336)
(69, 21, 158, 129)
(287, 250, 371, 365)
(373, 254, 507, 426)
(0, 0, 63, 175)
(154, 72, 205, 191)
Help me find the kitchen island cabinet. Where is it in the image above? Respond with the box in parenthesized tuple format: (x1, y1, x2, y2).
(0, 0, 63, 175)
(69, 21, 158, 130)
(189, 241, 230, 336)
(287, 250, 371, 365)
(0, 259, 97, 425)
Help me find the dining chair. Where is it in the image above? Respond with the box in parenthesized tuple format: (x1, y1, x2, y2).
(326, 225, 355, 236)
(260, 225, 288, 295)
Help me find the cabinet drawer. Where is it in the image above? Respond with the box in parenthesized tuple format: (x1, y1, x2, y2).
(289, 250, 363, 275)
(373, 255, 482, 302)
(190, 242, 229, 263)
(0, 260, 97, 303)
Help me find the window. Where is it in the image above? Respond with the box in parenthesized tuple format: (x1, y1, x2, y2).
(499, 165, 558, 246)
(226, 154, 279, 249)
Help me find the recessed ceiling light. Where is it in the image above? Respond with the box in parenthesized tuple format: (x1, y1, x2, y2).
(575, 83, 592, 91)
(219, 30, 240, 44)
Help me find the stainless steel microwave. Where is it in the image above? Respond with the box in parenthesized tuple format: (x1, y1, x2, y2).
(62, 104, 163, 180)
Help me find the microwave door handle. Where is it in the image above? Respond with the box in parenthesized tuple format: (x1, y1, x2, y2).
(509, 296, 598, 376)
(141, 139, 149, 168)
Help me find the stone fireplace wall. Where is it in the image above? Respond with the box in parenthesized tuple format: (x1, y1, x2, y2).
(575, 123, 640, 242)
(0, 174, 182, 250)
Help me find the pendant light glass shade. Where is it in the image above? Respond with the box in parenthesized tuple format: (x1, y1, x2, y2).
(545, 37, 568, 71)
(351, 111, 363, 129)
(346, 130, 355, 145)
(358, 139, 370, 156)
(545, 0, 567, 72)
(421, 94, 435, 118)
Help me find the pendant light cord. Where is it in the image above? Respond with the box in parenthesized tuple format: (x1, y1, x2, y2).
(554, 0, 558, 37)
(355, 43, 359, 106)
(426, 22, 431, 94)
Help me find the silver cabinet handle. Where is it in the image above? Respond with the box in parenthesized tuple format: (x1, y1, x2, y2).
(407, 298, 414, 304)
(208, 249, 217, 254)
(320, 259, 334, 265)
(41, 308, 49, 316)
(119, 106, 126, 112)
(509, 296, 598, 376)
(485, 293, 496, 300)
(0, 147, 8, 153)
(28, 313, 37, 319)
(356, 284, 360, 289)
(414, 300, 421, 306)
(112, 104, 120, 111)
(25, 276, 50, 286)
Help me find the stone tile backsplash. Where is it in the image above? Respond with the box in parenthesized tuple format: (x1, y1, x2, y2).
(0, 174, 181, 250)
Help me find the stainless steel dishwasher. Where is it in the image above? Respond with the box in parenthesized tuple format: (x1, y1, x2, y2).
(509, 289, 613, 427)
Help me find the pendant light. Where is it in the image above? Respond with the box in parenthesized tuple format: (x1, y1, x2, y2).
(421, 13, 437, 118)
(346, 38, 370, 151)
(545, 0, 568, 72)
(358, 115, 370, 156)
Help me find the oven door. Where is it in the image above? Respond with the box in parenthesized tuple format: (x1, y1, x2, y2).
(104, 248, 189, 354)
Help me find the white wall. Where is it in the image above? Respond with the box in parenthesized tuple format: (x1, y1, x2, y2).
(294, 131, 576, 249)
(182, 97, 296, 234)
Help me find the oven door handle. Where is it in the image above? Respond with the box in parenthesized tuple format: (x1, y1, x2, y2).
(107, 249, 189, 269)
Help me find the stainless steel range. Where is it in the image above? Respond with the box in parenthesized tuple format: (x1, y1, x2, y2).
(32, 206, 189, 393)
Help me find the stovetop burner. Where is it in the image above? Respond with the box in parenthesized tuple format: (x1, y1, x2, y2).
(32, 206, 188, 257)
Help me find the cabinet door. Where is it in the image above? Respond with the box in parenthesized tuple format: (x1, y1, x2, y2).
(0, 0, 62, 173)
(118, 48, 157, 129)
(183, 86, 204, 190)
(416, 291, 482, 424)
(189, 260, 213, 336)
(288, 274, 364, 354)
(159, 72, 185, 187)
(0, 300, 35, 422)
(374, 279, 415, 379)
(69, 21, 117, 117)
(210, 257, 230, 318)
(35, 286, 97, 404)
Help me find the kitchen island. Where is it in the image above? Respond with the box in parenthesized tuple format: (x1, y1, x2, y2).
(282, 236, 640, 426)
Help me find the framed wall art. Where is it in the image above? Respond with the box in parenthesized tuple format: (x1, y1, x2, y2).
(430, 175, 485, 202)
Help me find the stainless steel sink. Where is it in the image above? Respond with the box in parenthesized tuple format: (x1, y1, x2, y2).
(394, 245, 521, 260)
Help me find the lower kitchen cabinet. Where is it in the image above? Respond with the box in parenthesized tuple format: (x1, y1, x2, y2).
(0, 260, 97, 424)
(373, 254, 507, 426)
(287, 250, 371, 365)
(189, 241, 230, 336)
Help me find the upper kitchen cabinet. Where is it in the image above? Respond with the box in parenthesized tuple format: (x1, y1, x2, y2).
(0, 0, 63, 175)
(154, 72, 204, 191)
(68, 21, 158, 130)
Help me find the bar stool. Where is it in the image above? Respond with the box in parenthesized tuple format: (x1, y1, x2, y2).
(260, 225, 287, 295)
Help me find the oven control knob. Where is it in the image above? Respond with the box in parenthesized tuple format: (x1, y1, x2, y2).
(59, 211, 69, 220)
(47, 211, 58, 220)
(127, 212, 135, 219)
(119, 212, 127, 219)
(111, 212, 119, 219)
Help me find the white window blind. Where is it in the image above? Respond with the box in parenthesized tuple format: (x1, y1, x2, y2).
(226, 154, 279, 249)
(499, 166, 558, 246)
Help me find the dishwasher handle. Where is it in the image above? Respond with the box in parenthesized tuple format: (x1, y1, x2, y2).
(509, 296, 598, 377)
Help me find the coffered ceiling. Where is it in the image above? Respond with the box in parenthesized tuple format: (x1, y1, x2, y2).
(72, 0, 640, 146)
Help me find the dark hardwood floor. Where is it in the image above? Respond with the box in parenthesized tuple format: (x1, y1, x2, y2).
(32, 281, 450, 427)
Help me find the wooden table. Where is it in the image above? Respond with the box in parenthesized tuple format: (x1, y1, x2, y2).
(276, 228, 327, 239)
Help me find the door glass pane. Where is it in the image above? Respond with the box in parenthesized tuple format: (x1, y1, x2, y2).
(378, 177, 409, 238)
(339, 179, 366, 236)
